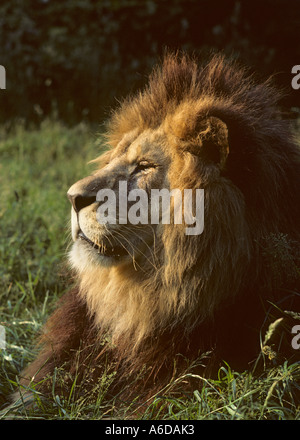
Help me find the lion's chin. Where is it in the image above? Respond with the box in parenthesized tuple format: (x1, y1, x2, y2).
(69, 239, 129, 271)
(78, 230, 129, 258)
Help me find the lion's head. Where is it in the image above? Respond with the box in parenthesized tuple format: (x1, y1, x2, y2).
(66, 53, 300, 366)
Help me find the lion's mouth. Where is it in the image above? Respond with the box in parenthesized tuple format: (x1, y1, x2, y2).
(78, 231, 128, 258)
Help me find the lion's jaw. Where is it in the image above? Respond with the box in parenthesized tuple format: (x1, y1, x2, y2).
(68, 206, 156, 270)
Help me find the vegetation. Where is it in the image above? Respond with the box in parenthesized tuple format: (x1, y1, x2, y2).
(0, 0, 299, 125)
(0, 121, 299, 420)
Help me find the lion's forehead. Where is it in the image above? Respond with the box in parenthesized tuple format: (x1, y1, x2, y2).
(111, 128, 170, 165)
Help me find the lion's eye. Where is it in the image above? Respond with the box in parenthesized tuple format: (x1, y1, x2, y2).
(134, 160, 156, 174)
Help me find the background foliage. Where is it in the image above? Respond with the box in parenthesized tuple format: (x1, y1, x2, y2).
(0, 0, 300, 126)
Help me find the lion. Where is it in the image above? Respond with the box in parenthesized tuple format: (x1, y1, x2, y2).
(15, 52, 300, 408)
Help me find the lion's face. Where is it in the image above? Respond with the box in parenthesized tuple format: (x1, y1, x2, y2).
(68, 113, 230, 276)
(68, 127, 179, 271)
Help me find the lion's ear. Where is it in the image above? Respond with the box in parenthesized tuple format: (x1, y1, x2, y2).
(169, 109, 229, 168)
(196, 116, 229, 169)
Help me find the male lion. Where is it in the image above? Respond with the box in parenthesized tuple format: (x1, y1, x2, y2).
(17, 53, 300, 406)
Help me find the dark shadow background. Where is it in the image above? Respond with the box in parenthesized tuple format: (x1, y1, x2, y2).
(0, 0, 299, 126)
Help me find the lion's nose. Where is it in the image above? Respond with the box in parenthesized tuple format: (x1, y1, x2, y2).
(67, 193, 97, 213)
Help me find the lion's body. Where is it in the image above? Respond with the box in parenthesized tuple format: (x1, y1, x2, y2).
(19, 53, 300, 404)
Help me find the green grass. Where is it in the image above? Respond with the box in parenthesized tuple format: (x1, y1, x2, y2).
(0, 119, 102, 414)
(0, 120, 299, 420)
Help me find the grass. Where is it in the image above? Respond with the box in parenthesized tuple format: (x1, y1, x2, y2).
(0, 120, 299, 420)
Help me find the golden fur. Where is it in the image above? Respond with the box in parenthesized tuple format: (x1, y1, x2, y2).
(16, 52, 300, 405)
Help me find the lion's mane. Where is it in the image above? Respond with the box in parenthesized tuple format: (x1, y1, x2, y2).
(19, 53, 300, 403)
